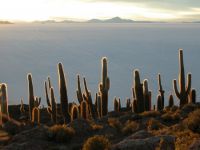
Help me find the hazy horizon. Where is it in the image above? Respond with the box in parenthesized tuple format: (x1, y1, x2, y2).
(1, 0, 200, 22)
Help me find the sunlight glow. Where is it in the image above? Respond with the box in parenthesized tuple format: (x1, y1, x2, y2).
(0, 0, 197, 21)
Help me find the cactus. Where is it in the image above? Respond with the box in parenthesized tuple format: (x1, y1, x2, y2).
(76, 74, 84, 104)
(97, 93, 102, 118)
(80, 100, 88, 119)
(47, 87, 57, 124)
(99, 57, 110, 116)
(0, 83, 9, 118)
(27, 74, 35, 120)
(113, 97, 121, 112)
(20, 98, 25, 114)
(71, 104, 79, 121)
(83, 77, 97, 119)
(157, 95, 162, 111)
(58, 63, 70, 123)
(133, 70, 144, 113)
(126, 98, 131, 110)
(32, 107, 40, 124)
(168, 95, 174, 107)
(132, 99, 137, 113)
(44, 78, 51, 107)
(143, 79, 151, 111)
(158, 74, 165, 109)
(173, 49, 191, 107)
(189, 89, 196, 104)
(153, 105, 156, 111)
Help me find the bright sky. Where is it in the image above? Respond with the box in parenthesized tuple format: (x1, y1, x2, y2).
(0, 0, 200, 22)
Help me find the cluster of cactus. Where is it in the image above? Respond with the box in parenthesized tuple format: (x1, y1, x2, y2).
(132, 70, 152, 113)
(0, 49, 196, 126)
(27, 74, 41, 124)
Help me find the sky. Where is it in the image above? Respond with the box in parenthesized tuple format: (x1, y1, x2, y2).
(0, 0, 200, 22)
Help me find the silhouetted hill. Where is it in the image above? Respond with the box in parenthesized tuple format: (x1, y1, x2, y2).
(0, 21, 13, 24)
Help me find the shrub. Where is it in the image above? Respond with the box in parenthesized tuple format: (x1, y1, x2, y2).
(147, 118, 165, 131)
(91, 124, 103, 131)
(141, 111, 161, 118)
(185, 109, 200, 133)
(82, 135, 111, 150)
(46, 125, 75, 143)
(161, 112, 180, 123)
(122, 120, 139, 135)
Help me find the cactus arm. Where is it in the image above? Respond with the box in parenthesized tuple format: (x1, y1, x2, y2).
(47, 106, 52, 114)
(186, 73, 192, 95)
(173, 79, 181, 99)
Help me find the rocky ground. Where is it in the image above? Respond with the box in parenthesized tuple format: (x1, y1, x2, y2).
(0, 103, 200, 150)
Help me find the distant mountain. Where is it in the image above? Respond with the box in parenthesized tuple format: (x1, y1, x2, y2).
(87, 17, 135, 23)
(0, 21, 13, 24)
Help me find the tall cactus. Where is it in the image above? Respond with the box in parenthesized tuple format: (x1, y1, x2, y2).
(97, 93, 102, 118)
(27, 74, 35, 120)
(0, 83, 9, 118)
(173, 49, 191, 107)
(44, 77, 51, 107)
(58, 63, 70, 123)
(47, 87, 57, 124)
(133, 70, 144, 113)
(143, 79, 151, 111)
(99, 57, 110, 116)
(76, 74, 84, 104)
(126, 98, 131, 110)
(158, 74, 165, 109)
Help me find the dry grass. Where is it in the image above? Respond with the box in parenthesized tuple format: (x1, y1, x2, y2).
(91, 124, 104, 131)
(147, 118, 165, 131)
(46, 125, 75, 143)
(141, 111, 161, 118)
(184, 108, 200, 133)
(108, 118, 122, 131)
(82, 135, 111, 150)
(122, 120, 139, 135)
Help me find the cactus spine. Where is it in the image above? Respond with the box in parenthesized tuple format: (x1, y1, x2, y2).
(58, 63, 70, 123)
(158, 74, 165, 109)
(71, 104, 79, 121)
(173, 49, 191, 107)
(99, 57, 110, 116)
(168, 95, 174, 107)
(189, 89, 196, 104)
(47, 87, 57, 124)
(0, 83, 9, 118)
(133, 70, 144, 113)
(157, 95, 162, 111)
